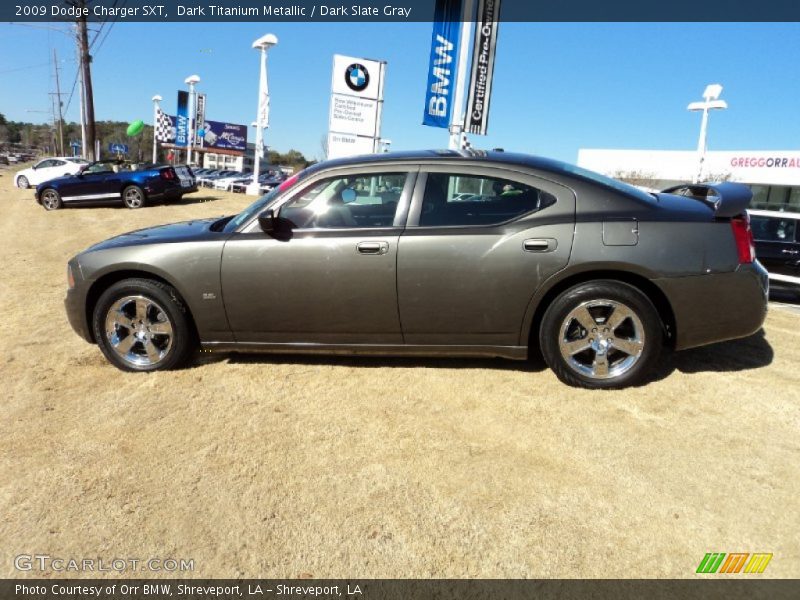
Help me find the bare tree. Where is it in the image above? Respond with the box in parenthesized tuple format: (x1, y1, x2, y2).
(611, 169, 659, 189)
(319, 134, 328, 161)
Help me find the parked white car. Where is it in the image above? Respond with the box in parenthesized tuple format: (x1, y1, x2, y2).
(15, 157, 88, 189)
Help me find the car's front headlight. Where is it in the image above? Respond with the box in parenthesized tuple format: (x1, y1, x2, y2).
(67, 264, 75, 290)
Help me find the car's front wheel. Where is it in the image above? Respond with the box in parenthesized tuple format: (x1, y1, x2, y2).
(92, 278, 196, 371)
(540, 280, 663, 389)
(16, 175, 29, 189)
(122, 185, 146, 209)
(41, 188, 62, 211)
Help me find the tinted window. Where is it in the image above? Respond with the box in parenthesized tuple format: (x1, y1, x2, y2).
(751, 216, 797, 242)
(418, 173, 556, 227)
(36, 160, 54, 169)
(280, 173, 406, 229)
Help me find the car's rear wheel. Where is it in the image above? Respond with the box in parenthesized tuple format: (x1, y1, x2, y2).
(41, 189, 62, 211)
(540, 281, 663, 389)
(17, 175, 29, 189)
(92, 278, 196, 372)
(122, 185, 146, 209)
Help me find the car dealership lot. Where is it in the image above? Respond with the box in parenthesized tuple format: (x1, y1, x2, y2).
(0, 166, 798, 578)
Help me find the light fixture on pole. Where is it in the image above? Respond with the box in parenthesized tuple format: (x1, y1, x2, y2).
(247, 33, 278, 196)
(688, 83, 727, 183)
(184, 74, 201, 166)
(151, 94, 162, 164)
(379, 139, 392, 153)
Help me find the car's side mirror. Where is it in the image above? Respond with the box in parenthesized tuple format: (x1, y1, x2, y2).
(258, 209, 276, 233)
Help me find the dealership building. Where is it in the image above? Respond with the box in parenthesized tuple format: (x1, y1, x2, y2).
(577, 149, 800, 213)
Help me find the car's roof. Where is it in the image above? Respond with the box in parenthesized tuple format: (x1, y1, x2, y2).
(317, 149, 574, 174)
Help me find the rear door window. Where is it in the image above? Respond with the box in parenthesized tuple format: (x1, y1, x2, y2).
(416, 172, 556, 227)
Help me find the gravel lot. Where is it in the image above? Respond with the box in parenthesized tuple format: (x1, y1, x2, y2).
(1, 163, 798, 578)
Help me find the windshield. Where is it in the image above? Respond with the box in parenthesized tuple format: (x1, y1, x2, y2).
(223, 186, 283, 233)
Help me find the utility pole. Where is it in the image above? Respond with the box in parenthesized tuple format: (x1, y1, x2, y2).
(74, 1, 97, 160)
(52, 48, 65, 156)
(75, 24, 87, 158)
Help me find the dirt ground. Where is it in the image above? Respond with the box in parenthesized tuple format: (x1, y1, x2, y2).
(0, 163, 798, 579)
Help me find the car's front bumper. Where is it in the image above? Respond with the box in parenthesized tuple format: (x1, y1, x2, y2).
(656, 261, 769, 351)
(65, 282, 93, 344)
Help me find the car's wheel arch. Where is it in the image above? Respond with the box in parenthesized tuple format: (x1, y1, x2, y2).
(522, 264, 677, 352)
(84, 268, 199, 344)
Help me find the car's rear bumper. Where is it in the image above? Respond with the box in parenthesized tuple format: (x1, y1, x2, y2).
(656, 261, 769, 351)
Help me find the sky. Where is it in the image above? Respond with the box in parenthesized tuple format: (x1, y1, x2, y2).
(1, 21, 799, 162)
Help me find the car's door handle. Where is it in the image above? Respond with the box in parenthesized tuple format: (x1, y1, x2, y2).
(523, 238, 557, 252)
(357, 241, 389, 255)
(781, 249, 799, 255)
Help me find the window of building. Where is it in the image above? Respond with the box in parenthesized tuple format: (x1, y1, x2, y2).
(417, 173, 556, 227)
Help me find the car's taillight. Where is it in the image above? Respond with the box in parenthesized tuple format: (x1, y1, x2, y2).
(161, 168, 176, 180)
(731, 214, 755, 264)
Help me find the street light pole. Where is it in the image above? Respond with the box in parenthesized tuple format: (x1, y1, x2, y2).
(152, 95, 163, 164)
(247, 33, 278, 196)
(688, 84, 727, 183)
(184, 75, 201, 166)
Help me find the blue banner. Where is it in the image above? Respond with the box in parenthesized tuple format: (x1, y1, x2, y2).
(202, 120, 248, 153)
(175, 90, 189, 148)
(422, 0, 463, 128)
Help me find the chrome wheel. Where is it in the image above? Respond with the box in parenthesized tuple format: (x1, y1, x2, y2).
(41, 189, 61, 210)
(123, 187, 144, 208)
(558, 299, 645, 380)
(104, 295, 174, 368)
(17, 176, 29, 189)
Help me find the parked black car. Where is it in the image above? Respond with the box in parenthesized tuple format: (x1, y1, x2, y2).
(749, 209, 800, 293)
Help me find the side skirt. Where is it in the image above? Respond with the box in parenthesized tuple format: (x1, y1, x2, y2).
(200, 341, 529, 361)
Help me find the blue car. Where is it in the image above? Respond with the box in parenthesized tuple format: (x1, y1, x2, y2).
(35, 161, 197, 210)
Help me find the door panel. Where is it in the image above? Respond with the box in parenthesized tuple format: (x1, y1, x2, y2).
(397, 168, 576, 346)
(220, 231, 402, 344)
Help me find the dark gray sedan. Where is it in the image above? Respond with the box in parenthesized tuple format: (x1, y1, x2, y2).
(64, 150, 768, 388)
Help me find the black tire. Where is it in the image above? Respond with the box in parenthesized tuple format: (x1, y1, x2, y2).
(17, 175, 29, 189)
(40, 188, 63, 211)
(539, 280, 663, 389)
(92, 278, 196, 372)
(122, 185, 146, 209)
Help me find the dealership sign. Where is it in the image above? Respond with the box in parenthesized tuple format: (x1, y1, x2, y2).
(203, 121, 248, 153)
(465, 0, 500, 136)
(194, 93, 206, 148)
(730, 156, 800, 168)
(328, 54, 386, 159)
(175, 90, 189, 148)
(422, 0, 463, 129)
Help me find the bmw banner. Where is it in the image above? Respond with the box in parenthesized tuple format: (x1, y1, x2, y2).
(422, 0, 464, 129)
(175, 90, 189, 148)
(465, 0, 501, 135)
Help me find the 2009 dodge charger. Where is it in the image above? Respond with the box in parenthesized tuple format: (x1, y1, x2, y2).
(64, 150, 768, 388)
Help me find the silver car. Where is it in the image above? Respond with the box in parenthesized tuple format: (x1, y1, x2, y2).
(64, 150, 768, 388)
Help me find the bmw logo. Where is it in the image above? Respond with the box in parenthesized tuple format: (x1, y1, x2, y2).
(345, 63, 370, 92)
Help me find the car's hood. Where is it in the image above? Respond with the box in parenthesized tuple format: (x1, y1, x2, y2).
(85, 218, 220, 252)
